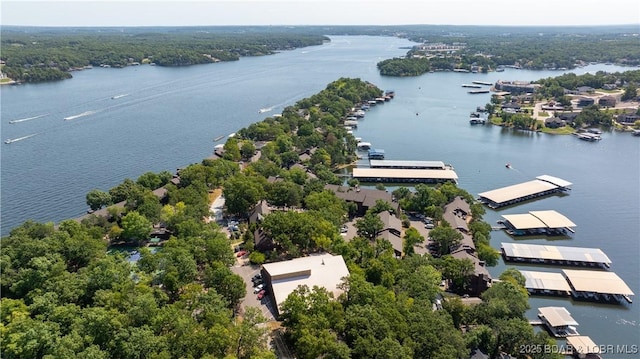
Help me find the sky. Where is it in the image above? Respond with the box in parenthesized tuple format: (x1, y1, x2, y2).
(1, 0, 640, 27)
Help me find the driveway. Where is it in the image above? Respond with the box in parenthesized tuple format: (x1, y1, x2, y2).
(409, 219, 434, 255)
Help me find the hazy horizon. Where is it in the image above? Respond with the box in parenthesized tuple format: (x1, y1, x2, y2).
(2, 1, 639, 28)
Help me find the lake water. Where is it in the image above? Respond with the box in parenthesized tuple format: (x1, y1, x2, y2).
(1, 35, 638, 354)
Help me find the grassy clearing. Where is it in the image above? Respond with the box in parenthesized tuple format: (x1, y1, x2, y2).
(541, 126, 575, 135)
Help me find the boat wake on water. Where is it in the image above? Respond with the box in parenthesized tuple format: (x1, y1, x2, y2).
(4, 133, 38, 144)
(63, 110, 97, 121)
(8, 114, 49, 124)
(258, 107, 274, 114)
(111, 94, 130, 99)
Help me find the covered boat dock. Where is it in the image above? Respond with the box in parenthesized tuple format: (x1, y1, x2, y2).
(352, 168, 458, 184)
(521, 270, 572, 296)
(501, 242, 611, 268)
(478, 175, 572, 208)
(566, 336, 601, 359)
(537, 306, 580, 337)
(500, 210, 576, 235)
(563, 269, 634, 304)
(368, 159, 449, 170)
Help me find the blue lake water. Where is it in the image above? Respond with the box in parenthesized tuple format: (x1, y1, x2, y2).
(1, 35, 638, 354)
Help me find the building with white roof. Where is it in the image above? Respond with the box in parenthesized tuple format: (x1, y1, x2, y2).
(261, 253, 350, 317)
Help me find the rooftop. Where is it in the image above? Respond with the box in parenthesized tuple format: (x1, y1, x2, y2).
(502, 242, 611, 266)
(352, 168, 459, 181)
(538, 306, 579, 328)
(521, 270, 572, 293)
(566, 336, 601, 355)
(263, 253, 350, 310)
(478, 179, 558, 204)
(562, 269, 634, 296)
(501, 210, 576, 230)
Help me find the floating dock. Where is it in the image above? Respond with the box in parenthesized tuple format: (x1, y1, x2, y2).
(368, 159, 449, 170)
(468, 89, 491, 94)
(352, 168, 458, 184)
(563, 269, 634, 304)
(537, 306, 580, 337)
(478, 175, 572, 208)
(472, 81, 493, 86)
(462, 84, 483, 88)
(521, 270, 572, 296)
(499, 210, 576, 235)
(501, 242, 611, 268)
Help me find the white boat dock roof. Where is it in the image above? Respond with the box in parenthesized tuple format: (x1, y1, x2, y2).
(502, 210, 576, 230)
(501, 242, 611, 266)
(562, 269, 634, 296)
(478, 179, 558, 204)
(352, 168, 458, 181)
(369, 159, 446, 169)
(566, 336, 600, 355)
(521, 270, 572, 293)
(538, 306, 579, 327)
(536, 175, 573, 188)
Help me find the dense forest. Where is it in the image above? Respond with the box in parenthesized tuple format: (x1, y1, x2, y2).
(1, 77, 558, 358)
(0, 27, 327, 82)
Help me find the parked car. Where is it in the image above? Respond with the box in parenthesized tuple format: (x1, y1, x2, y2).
(252, 273, 262, 281)
(257, 290, 266, 300)
(236, 250, 247, 257)
(425, 223, 434, 229)
(252, 279, 263, 287)
(340, 225, 348, 233)
(253, 284, 264, 293)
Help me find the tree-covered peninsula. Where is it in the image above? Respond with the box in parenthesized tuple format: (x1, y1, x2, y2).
(2, 78, 559, 358)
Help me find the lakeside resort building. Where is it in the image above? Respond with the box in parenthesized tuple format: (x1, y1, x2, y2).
(501, 242, 612, 268)
(478, 175, 572, 208)
(499, 210, 576, 236)
(261, 253, 350, 318)
(562, 269, 634, 304)
(521, 270, 572, 296)
(537, 306, 580, 338)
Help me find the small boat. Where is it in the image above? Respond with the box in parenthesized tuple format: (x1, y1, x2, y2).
(258, 107, 273, 114)
(505, 163, 512, 169)
(111, 94, 129, 99)
(4, 133, 37, 144)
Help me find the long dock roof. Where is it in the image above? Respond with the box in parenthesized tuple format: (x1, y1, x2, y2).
(562, 269, 634, 296)
(538, 306, 579, 327)
(352, 168, 458, 180)
(478, 179, 558, 204)
(501, 242, 611, 266)
(521, 270, 572, 292)
(369, 159, 446, 169)
(502, 210, 576, 229)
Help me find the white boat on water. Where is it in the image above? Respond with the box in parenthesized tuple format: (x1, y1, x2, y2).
(4, 133, 37, 144)
(357, 141, 372, 150)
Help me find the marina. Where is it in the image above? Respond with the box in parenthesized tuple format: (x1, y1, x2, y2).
(352, 167, 458, 184)
(501, 242, 612, 268)
(521, 270, 572, 296)
(562, 269, 634, 304)
(499, 209, 576, 235)
(537, 306, 580, 338)
(478, 175, 572, 208)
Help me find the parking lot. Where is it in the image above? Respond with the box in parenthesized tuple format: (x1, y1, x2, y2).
(231, 263, 277, 321)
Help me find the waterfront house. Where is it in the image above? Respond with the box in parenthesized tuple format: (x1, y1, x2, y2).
(616, 112, 640, 125)
(450, 249, 492, 296)
(544, 117, 567, 128)
(324, 184, 399, 216)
